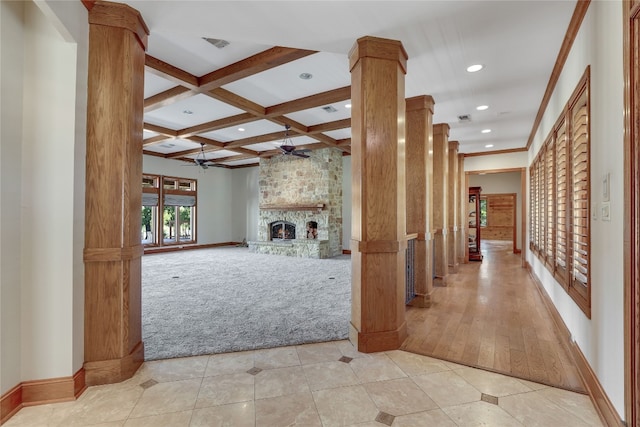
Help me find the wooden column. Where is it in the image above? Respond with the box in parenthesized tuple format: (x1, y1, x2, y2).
(406, 95, 435, 308)
(458, 153, 467, 264)
(447, 141, 460, 273)
(83, 1, 148, 386)
(432, 124, 450, 285)
(349, 36, 408, 353)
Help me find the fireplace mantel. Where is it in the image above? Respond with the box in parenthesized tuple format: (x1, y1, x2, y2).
(259, 203, 326, 212)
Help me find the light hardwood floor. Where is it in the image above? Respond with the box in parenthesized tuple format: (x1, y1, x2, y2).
(402, 240, 587, 394)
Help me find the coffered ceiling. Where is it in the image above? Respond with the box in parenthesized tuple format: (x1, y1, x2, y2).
(124, 1, 577, 169)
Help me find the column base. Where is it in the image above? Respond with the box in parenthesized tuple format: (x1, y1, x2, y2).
(448, 262, 459, 274)
(84, 341, 144, 386)
(434, 275, 449, 287)
(349, 322, 407, 353)
(408, 293, 432, 308)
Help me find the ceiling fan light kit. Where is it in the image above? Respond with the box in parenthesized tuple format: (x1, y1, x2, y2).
(184, 143, 224, 170)
(279, 124, 311, 158)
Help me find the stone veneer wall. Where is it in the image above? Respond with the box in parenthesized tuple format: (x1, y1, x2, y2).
(250, 148, 343, 258)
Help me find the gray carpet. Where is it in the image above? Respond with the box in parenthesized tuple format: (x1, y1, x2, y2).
(141, 247, 351, 360)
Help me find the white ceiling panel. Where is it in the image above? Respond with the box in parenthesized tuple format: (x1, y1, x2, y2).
(144, 72, 177, 99)
(223, 52, 351, 107)
(144, 94, 245, 130)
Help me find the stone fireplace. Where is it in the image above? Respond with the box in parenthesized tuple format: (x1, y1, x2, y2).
(249, 148, 342, 258)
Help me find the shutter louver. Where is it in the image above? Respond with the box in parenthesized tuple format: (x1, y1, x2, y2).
(555, 121, 568, 286)
(545, 139, 555, 267)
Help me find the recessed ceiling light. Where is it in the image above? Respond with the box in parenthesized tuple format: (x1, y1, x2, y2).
(182, 110, 193, 115)
(299, 72, 313, 80)
(466, 64, 484, 73)
(238, 128, 245, 132)
(485, 144, 494, 148)
(481, 129, 492, 134)
(345, 103, 352, 109)
(476, 105, 489, 111)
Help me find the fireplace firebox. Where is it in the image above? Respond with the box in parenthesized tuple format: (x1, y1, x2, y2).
(270, 221, 295, 241)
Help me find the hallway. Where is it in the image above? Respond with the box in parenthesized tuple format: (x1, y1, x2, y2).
(402, 240, 586, 394)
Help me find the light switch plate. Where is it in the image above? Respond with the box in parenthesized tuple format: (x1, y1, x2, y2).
(601, 202, 611, 221)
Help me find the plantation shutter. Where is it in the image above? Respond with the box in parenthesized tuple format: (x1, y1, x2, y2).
(555, 121, 568, 285)
(532, 158, 539, 252)
(529, 165, 535, 249)
(540, 147, 547, 257)
(545, 138, 555, 267)
(570, 89, 590, 308)
(537, 154, 544, 253)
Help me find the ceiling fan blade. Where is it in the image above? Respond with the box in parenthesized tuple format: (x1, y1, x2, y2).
(292, 152, 309, 158)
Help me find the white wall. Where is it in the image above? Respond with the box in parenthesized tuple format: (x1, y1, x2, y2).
(231, 166, 259, 242)
(1, 0, 25, 395)
(0, 0, 88, 393)
(527, 2, 625, 418)
(143, 155, 239, 244)
(469, 172, 522, 251)
(463, 151, 528, 172)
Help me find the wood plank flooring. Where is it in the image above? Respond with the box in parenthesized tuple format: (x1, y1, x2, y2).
(401, 240, 587, 393)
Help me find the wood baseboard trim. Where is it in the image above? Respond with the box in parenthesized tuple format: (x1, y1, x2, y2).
(570, 342, 625, 427)
(1, 368, 86, 425)
(525, 262, 623, 426)
(1, 384, 22, 425)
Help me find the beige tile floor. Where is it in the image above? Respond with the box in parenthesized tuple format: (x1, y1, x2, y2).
(5, 340, 603, 427)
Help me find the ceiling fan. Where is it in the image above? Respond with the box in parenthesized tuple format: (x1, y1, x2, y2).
(279, 124, 311, 158)
(184, 143, 224, 169)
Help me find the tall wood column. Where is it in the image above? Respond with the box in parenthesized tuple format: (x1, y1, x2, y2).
(349, 36, 408, 353)
(458, 153, 467, 264)
(406, 95, 435, 308)
(83, 2, 148, 386)
(433, 124, 450, 285)
(447, 141, 460, 273)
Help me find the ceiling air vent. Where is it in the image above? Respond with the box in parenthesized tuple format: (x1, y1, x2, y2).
(322, 106, 338, 113)
(202, 38, 230, 49)
(457, 114, 472, 123)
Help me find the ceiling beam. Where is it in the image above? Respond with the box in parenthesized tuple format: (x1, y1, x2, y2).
(212, 153, 259, 163)
(145, 55, 199, 89)
(178, 112, 257, 138)
(265, 86, 351, 117)
(206, 88, 266, 116)
(308, 118, 351, 134)
(144, 86, 193, 113)
(143, 123, 178, 137)
(142, 135, 171, 147)
(223, 130, 294, 149)
(198, 47, 317, 90)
